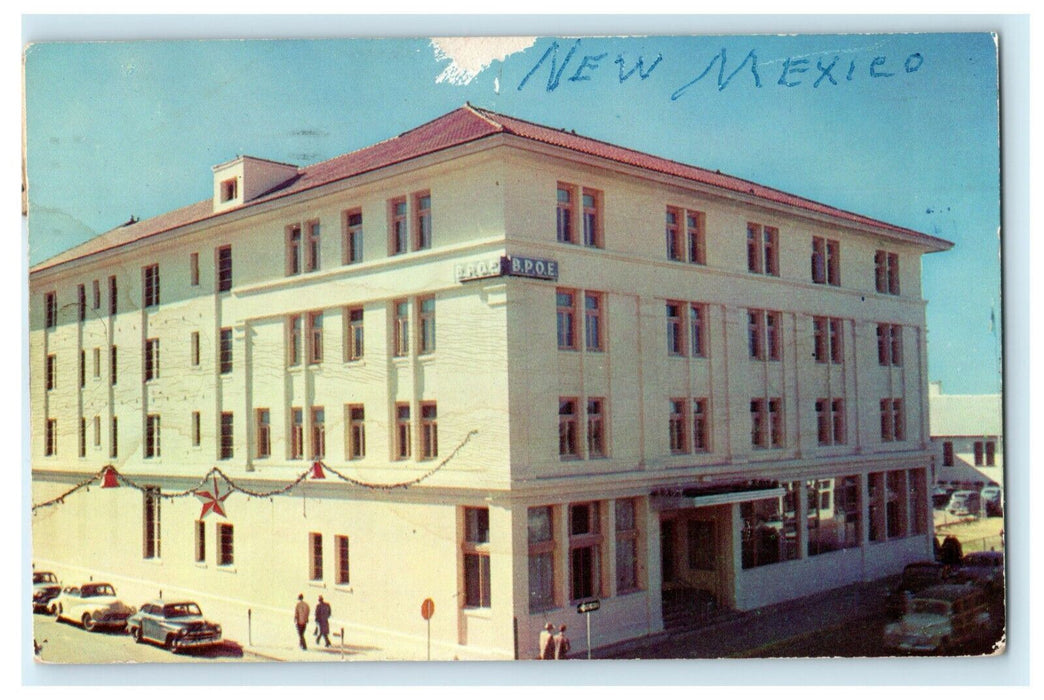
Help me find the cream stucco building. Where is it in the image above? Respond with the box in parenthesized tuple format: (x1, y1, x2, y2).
(29, 105, 952, 660)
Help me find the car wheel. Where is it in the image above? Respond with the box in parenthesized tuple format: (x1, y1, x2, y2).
(131, 626, 143, 643)
(82, 613, 96, 632)
(53, 603, 62, 620)
(166, 635, 180, 654)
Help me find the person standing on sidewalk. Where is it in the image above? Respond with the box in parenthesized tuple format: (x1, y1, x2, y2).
(294, 594, 310, 650)
(553, 625, 571, 659)
(538, 622, 555, 659)
(315, 595, 332, 648)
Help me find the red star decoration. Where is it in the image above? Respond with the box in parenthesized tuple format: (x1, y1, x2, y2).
(194, 474, 232, 519)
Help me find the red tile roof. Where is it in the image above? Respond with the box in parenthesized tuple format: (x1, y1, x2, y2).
(31, 104, 950, 273)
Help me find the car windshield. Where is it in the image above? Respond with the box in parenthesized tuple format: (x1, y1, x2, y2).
(164, 603, 201, 618)
(81, 584, 115, 597)
(910, 599, 950, 616)
(33, 572, 57, 584)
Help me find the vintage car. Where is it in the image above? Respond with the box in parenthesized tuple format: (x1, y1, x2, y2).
(53, 583, 136, 631)
(32, 571, 62, 614)
(127, 600, 222, 652)
(885, 561, 948, 618)
(947, 490, 981, 517)
(883, 583, 992, 653)
(980, 485, 1003, 516)
(954, 550, 1005, 596)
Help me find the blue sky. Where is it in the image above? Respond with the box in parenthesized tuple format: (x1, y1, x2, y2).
(24, 32, 1002, 394)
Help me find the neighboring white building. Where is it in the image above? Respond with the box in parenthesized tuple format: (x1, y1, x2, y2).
(29, 105, 952, 660)
(929, 381, 1003, 489)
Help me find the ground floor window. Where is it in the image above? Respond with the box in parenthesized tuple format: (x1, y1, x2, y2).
(309, 532, 323, 580)
(908, 469, 928, 535)
(462, 507, 491, 608)
(569, 502, 602, 601)
(740, 490, 798, 569)
(615, 499, 640, 593)
(869, 470, 909, 542)
(218, 523, 234, 566)
(143, 487, 161, 560)
(336, 535, 350, 585)
(528, 506, 555, 613)
(194, 521, 206, 563)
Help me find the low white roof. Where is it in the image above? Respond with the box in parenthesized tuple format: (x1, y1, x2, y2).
(929, 392, 1003, 438)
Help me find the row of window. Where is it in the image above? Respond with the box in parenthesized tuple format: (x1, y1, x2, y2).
(941, 440, 997, 467)
(141, 491, 236, 567)
(528, 499, 641, 612)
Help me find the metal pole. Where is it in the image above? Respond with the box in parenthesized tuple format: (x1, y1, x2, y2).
(340, 627, 344, 661)
(426, 618, 431, 661)
(586, 613, 592, 660)
(248, 609, 252, 646)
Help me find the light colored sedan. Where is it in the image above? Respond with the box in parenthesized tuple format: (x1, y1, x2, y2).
(53, 583, 136, 631)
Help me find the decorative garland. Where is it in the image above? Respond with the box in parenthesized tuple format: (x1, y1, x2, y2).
(32, 429, 478, 518)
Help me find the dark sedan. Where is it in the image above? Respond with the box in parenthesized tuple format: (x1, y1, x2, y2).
(127, 601, 222, 652)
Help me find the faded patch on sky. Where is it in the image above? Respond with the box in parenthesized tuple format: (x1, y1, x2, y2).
(431, 37, 536, 86)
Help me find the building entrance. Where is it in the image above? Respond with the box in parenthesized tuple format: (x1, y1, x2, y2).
(659, 508, 731, 629)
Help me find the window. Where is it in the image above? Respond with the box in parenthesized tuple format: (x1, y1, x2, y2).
(191, 411, 201, 447)
(692, 398, 709, 452)
(878, 324, 903, 366)
(395, 403, 411, 460)
(311, 407, 325, 459)
(307, 311, 323, 364)
(667, 207, 706, 263)
(286, 224, 302, 275)
(556, 183, 601, 247)
(45, 291, 57, 328)
(985, 441, 996, 466)
(191, 332, 200, 367)
(741, 494, 797, 569)
(615, 499, 640, 593)
(194, 521, 206, 563)
(287, 315, 302, 366)
(557, 289, 577, 350)
(584, 292, 603, 352)
(343, 209, 363, 264)
(220, 412, 233, 460)
(218, 523, 234, 566)
(44, 418, 56, 456)
(92, 279, 101, 309)
(219, 328, 233, 374)
(93, 415, 101, 447)
(393, 300, 410, 357)
(463, 507, 491, 608)
(942, 441, 954, 467)
(345, 307, 364, 360)
(143, 487, 161, 559)
(108, 276, 117, 315)
(256, 409, 270, 458)
(110, 416, 118, 458)
(751, 398, 784, 449)
(77, 284, 86, 321)
(816, 399, 846, 445)
(336, 535, 350, 585)
(347, 405, 365, 459)
(143, 264, 160, 307)
(559, 398, 579, 458)
(93, 347, 100, 378)
(190, 252, 200, 287)
(528, 506, 555, 612)
(305, 221, 321, 273)
(45, 354, 56, 391)
(216, 245, 232, 292)
(587, 398, 605, 457)
(220, 177, 237, 202)
(813, 317, 844, 364)
(144, 338, 160, 382)
(418, 297, 435, 355)
(669, 399, 688, 454)
(569, 502, 602, 601)
(78, 418, 86, 457)
(748, 309, 781, 360)
(747, 223, 779, 275)
(689, 304, 707, 357)
(145, 415, 161, 458)
(414, 192, 432, 250)
(309, 532, 323, 581)
(812, 237, 841, 285)
(290, 408, 304, 459)
(420, 403, 437, 460)
(666, 302, 685, 356)
(389, 197, 408, 255)
(880, 399, 905, 442)
(110, 345, 118, 385)
(79, 350, 86, 388)
(875, 250, 900, 294)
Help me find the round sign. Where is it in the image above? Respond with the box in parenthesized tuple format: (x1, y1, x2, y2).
(421, 597, 435, 620)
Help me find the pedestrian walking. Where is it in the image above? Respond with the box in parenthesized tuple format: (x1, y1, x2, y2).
(315, 595, 332, 647)
(553, 624, 571, 660)
(294, 593, 310, 650)
(538, 622, 555, 659)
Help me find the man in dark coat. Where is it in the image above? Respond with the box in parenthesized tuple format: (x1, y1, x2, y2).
(315, 595, 332, 647)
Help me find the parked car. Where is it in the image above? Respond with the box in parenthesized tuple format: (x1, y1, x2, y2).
(32, 571, 62, 614)
(53, 583, 136, 631)
(980, 485, 1003, 516)
(883, 583, 992, 654)
(954, 550, 1004, 596)
(947, 490, 981, 517)
(127, 600, 222, 652)
(886, 561, 948, 618)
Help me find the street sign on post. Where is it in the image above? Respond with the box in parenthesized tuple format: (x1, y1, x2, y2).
(421, 597, 435, 660)
(576, 598, 600, 659)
